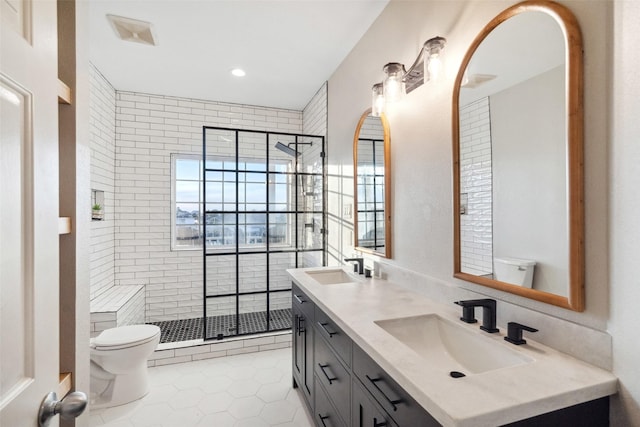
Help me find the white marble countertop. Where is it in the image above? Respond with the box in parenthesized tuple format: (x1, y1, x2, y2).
(288, 266, 618, 427)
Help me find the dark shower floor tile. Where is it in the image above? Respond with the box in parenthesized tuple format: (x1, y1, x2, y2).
(148, 308, 292, 343)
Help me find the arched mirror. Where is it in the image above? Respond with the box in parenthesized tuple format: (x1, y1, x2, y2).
(354, 109, 392, 258)
(452, 1, 584, 310)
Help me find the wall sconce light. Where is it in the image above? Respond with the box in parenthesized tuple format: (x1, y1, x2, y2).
(371, 83, 385, 117)
(371, 36, 446, 116)
(382, 62, 406, 104)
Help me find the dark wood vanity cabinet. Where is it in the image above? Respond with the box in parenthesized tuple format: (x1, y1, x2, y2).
(501, 397, 609, 426)
(314, 306, 352, 425)
(315, 379, 347, 427)
(293, 295, 435, 427)
(352, 345, 440, 427)
(315, 305, 352, 367)
(352, 378, 398, 427)
(292, 284, 315, 410)
(292, 287, 609, 427)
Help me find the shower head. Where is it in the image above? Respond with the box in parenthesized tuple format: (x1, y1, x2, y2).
(275, 141, 300, 157)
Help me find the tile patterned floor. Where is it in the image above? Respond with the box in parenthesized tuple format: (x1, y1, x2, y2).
(149, 309, 292, 343)
(90, 348, 314, 427)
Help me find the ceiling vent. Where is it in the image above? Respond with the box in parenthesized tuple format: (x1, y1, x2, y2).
(461, 74, 497, 89)
(107, 14, 157, 46)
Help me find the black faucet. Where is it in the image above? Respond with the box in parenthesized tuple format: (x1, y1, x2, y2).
(344, 257, 364, 274)
(454, 299, 499, 333)
(504, 322, 538, 345)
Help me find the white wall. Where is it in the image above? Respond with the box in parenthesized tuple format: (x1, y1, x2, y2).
(492, 66, 567, 294)
(610, 0, 640, 424)
(327, 0, 638, 423)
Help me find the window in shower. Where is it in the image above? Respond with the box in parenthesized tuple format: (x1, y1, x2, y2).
(171, 155, 291, 250)
(202, 127, 325, 340)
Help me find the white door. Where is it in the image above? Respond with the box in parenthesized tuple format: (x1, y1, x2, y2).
(1, 0, 61, 425)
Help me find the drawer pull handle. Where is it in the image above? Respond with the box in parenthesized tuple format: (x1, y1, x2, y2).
(318, 322, 337, 338)
(374, 417, 387, 427)
(294, 294, 305, 304)
(318, 414, 330, 427)
(318, 363, 338, 385)
(297, 316, 305, 336)
(365, 375, 402, 411)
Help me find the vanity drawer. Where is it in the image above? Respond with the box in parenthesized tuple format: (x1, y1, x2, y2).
(315, 332, 351, 423)
(293, 283, 315, 319)
(315, 377, 347, 427)
(352, 378, 398, 427)
(353, 345, 440, 427)
(315, 305, 352, 367)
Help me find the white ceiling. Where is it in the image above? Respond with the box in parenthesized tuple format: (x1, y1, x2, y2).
(460, 11, 565, 105)
(89, 1, 389, 110)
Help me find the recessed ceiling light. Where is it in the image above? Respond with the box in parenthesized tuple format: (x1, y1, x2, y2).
(231, 68, 246, 77)
(107, 14, 157, 46)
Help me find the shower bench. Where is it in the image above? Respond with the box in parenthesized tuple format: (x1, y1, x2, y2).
(90, 285, 145, 337)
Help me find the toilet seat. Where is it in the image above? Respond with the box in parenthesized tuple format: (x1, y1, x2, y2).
(92, 325, 161, 350)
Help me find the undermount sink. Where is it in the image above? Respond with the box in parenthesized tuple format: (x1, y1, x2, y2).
(374, 314, 533, 375)
(306, 269, 360, 285)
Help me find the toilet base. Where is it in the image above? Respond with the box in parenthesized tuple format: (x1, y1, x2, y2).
(90, 363, 151, 409)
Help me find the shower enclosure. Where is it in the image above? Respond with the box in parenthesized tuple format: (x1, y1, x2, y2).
(201, 126, 325, 340)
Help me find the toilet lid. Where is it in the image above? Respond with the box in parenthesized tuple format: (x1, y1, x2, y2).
(495, 257, 536, 266)
(93, 325, 160, 349)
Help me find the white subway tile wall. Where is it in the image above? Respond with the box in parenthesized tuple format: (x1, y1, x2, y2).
(114, 91, 304, 323)
(89, 64, 117, 301)
(89, 63, 328, 339)
(459, 97, 493, 275)
(302, 82, 327, 138)
(301, 83, 328, 267)
(298, 83, 327, 266)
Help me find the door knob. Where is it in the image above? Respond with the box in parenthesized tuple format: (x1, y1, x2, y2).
(38, 391, 88, 427)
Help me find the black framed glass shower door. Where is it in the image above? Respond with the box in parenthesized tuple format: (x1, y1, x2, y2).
(202, 126, 325, 340)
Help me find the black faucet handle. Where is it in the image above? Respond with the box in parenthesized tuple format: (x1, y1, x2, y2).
(344, 257, 364, 274)
(454, 301, 478, 324)
(504, 322, 538, 345)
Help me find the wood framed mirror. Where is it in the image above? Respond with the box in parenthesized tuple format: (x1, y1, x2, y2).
(452, 1, 584, 310)
(353, 109, 392, 258)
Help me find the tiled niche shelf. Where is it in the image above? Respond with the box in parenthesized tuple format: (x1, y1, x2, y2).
(91, 189, 104, 221)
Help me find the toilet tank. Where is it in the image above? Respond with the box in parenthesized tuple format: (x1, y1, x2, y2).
(494, 257, 536, 288)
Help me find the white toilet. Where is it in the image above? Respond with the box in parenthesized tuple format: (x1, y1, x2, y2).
(494, 257, 536, 288)
(90, 324, 161, 409)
